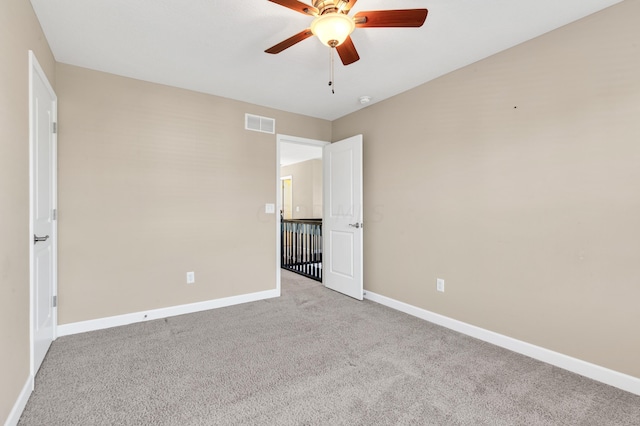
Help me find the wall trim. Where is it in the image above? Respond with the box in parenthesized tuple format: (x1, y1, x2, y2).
(57, 288, 279, 337)
(363, 290, 640, 397)
(5, 375, 33, 426)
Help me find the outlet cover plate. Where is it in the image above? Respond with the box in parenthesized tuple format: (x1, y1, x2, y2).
(436, 278, 445, 292)
(187, 271, 195, 284)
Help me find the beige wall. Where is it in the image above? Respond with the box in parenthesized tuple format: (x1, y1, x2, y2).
(280, 159, 323, 219)
(56, 64, 331, 324)
(333, 1, 640, 379)
(0, 0, 56, 422)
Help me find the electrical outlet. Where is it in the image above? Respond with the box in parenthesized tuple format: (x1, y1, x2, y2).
(186, 271, 195, 284)
(436, 278, 445, 293)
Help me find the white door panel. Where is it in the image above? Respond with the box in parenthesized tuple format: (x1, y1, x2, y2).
(329, 230, 354, 278)
(34, 245, 53, 364)
(323, 135, 363, 300)
(30, 51, 57, 376)
(329, 149, 354, 217)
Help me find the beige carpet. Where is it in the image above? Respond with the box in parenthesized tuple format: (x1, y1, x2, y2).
(19, 270, 640, 425)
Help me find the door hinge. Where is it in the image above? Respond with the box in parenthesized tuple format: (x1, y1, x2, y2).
(53, 295, 57, 308)
(52, 122, 57, 134)
(52, 208, 57, 220)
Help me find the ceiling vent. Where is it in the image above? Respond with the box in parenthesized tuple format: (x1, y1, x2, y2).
(245, 114, 275, 134)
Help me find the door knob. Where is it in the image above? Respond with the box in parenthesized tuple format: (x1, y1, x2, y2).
(348, 223, 362, 229)
(34, 234, 50, 244)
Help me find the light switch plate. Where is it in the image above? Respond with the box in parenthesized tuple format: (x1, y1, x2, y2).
(265, 203, 275, 214)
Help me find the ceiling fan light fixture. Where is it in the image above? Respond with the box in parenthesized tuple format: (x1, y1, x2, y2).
(311, 12, 355, 47)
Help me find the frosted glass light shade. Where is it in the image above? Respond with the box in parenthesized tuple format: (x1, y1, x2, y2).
(310, 13, 355, 47)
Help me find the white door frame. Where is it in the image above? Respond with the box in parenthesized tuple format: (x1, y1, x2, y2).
(29, 50, 58, 385)
(276, 134, 329, 295)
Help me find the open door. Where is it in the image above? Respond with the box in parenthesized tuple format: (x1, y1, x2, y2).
(323, 135, 363, 300)
(29, 51, 57, 378)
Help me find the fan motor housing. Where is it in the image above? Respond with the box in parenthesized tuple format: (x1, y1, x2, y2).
(313, 1, 344, 15)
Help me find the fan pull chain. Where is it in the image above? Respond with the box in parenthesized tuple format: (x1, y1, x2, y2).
(328, 47, 335, 94)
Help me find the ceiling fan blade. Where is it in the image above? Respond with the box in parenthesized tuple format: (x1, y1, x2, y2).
(268, 0, 318, 16)
(354, 9, 428, 28)
(337, 0, 358, 15)
(336, 36, 360, 65)
(265, 29, 314, 54)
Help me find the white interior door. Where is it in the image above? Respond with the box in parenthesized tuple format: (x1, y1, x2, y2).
(323, 135, 363, 300)
(30, 51, 57, 376)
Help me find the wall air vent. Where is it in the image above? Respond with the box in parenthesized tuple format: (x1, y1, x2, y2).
(245, 113, 275, 134)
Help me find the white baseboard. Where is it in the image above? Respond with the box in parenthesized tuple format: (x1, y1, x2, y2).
(57, 288, 279, 337)
(4, 375, 33, 426)
(364, 290, 640, 397)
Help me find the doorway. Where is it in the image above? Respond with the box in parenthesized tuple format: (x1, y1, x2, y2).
(276, 135, 328, 295)
(276, 134, 364, 300)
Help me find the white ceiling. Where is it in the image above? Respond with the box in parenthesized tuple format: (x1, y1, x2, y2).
(30, 0, 622, 121)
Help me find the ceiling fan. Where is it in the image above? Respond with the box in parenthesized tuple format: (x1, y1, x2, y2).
(265, 0, 428, 66)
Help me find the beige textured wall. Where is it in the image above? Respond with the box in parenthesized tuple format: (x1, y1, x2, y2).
(333, 1, 640, 378)
(280, 159, 323, 219)
(0, 0, 55, 422)
(56, 64, 331, 324)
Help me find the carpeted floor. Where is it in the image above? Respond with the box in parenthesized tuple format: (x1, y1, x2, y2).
(19, 270, 640, 425)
